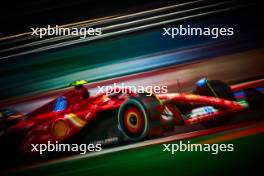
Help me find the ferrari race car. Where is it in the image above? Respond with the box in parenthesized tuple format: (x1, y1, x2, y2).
(0, 78, 263, 154)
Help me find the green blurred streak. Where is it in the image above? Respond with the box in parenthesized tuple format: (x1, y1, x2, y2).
(15, 131, 263, 176)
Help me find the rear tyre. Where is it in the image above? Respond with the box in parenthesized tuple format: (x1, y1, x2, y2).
(195, 79, 235, 127)
(195, 80, 235, 101)
(244, 88, 264, 108)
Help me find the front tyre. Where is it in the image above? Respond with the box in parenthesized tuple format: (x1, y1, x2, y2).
(118, 95, 163, 141)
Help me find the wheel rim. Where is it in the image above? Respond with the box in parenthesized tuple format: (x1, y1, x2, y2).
(123, 106, 144, 135)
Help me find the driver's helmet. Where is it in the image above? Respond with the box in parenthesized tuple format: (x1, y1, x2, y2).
(70, 80, 89, 99)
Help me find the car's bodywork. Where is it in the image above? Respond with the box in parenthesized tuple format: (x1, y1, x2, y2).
(1, 78, 263, 154)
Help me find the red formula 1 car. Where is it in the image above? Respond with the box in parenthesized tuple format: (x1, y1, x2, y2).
(1, 78, 263, 154)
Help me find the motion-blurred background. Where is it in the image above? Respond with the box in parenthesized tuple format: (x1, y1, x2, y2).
(0, 0, 263, 111)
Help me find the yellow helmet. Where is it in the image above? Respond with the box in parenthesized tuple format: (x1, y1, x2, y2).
(69, 80, 88, 87)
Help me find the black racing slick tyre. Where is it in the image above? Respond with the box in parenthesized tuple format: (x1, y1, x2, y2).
(118, 95, 163, 141)
(195, 80, 235, 127)
(195, 80, 235, 101)
(244, 88, 264, 108)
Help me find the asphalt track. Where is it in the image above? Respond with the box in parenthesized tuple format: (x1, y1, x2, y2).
(7, 115, 264, 176)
